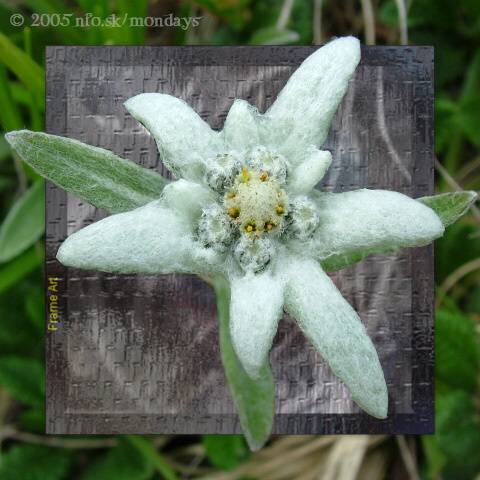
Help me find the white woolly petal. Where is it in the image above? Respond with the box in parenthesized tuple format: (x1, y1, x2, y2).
(222, 99, 261, 151)
(265, 37, 360, 159)
(161, 179, 215, 224)
(57, 199, 222, 276)
(229, 271, 285, 379)
(124, 93, 221, 182)
(297, 189, 445, 262)
(288, 148, 332, 194)
(283, 256, 388, 418)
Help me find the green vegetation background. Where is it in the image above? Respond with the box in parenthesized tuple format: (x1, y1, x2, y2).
(0, 1, 479, 478)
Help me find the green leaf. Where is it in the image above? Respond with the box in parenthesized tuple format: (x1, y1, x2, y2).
(413, 31, 467, 88)
(465, 284, 480, 314)
(435, 97, 458, 153)
(213, 278, 274, 451)
(10, 81, 43, 111)
(0, 247, 42, 294)
(290, 0, 313, 43)
(203, 435, 249, 470)
(0, 32, 44, 100)
(321, 251, 370, 272)
(194, 0, 251, 30)
(435, 223, 480, 283)
(112, 0, 149, 44)
(80, 438, 154, 480)
(22, 0, 75, 15)
(23, 28, 43, 132)
(435, 390, 480, 480)
(0, 445, 71, 480)
(460, 50, 480, 105)
(456, 97, 480, 147)
(0, 65, 23, 131)
(434, 51, 480, 150)
(25, 285, 45, 334)
(0, 355, 45, 406)
(378, 0, 400, 27)
(436, 309, 480, 392)
(5, 130, 168, 214)
(419, 191, 478, 227)
(0, 136, 11, 162)
(0, 176, 13, 193)
(421, 435, 447, 479)
(0, 281, 44, 357)
(17, 407, 46, 432)
(126, 437, 179, 480)
(249, 27, 300, 45)
(0, 179, 45, 262)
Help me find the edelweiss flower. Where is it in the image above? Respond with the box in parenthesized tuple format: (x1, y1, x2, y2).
(54, 37, 453, 420)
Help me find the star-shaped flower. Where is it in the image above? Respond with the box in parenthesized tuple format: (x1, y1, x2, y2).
(6, 37, 477, 447)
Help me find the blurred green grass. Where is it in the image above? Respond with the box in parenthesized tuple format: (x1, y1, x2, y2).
(0, 1, 479, 479)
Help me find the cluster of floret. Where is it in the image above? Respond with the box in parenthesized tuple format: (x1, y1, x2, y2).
(197, 147, 319, 273)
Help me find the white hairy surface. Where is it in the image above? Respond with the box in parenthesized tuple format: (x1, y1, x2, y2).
(204, 152, 242, 193)
(286, 195, 320, 240)
(198, 204, 235, 252)
(247, 146, 287, 184)
(283, 256, 388, 418)
(57, 199, 222, 276)
(124, 93, 221, 182)
(229, 270, 286, 378)
(234, 235, 275, 273)
(265, 37, 360, 161)
(301, 189, 445, 261)
(160, 179, 215, 224)
(288, 148, 332, 194)
(222, 99, 261, 151)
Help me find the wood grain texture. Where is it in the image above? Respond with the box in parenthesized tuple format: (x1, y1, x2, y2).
(45, 46, 434, 434)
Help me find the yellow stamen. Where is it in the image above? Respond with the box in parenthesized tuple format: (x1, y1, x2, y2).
(260, 171, 268, 182)
(276, 205, 284, 215)
(228, 207, 240, 218)
(242, 166, 250, 182)
(245, 223, 255, 233)
(265, 222, 275, 231)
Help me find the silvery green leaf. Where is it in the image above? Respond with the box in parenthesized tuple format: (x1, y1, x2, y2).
(229, 271, 285, 379)
(214, 278, 274, 451)
(124, 93, 222, 183)
(298, 189, 445, 272)
(419, 191, 478, 227)
(161, 179, 215, 225)
(57, 198, 223, 277)
(283, 256, 388, 419)
(222, 99, 261, 151)
(5, 130, 168, 214)
(265, 37, 360, 161)
(0, 179, 44, 262)
(288, 147, 332, 192)
(318, 190, 477, 272)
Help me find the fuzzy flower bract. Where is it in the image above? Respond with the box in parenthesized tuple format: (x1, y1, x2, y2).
(53, 37, 470, 421)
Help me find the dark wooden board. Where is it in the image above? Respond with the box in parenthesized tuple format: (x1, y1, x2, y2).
(45, 45, 434, 434)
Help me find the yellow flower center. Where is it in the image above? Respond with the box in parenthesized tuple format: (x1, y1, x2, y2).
(225, 168, 288, 236)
